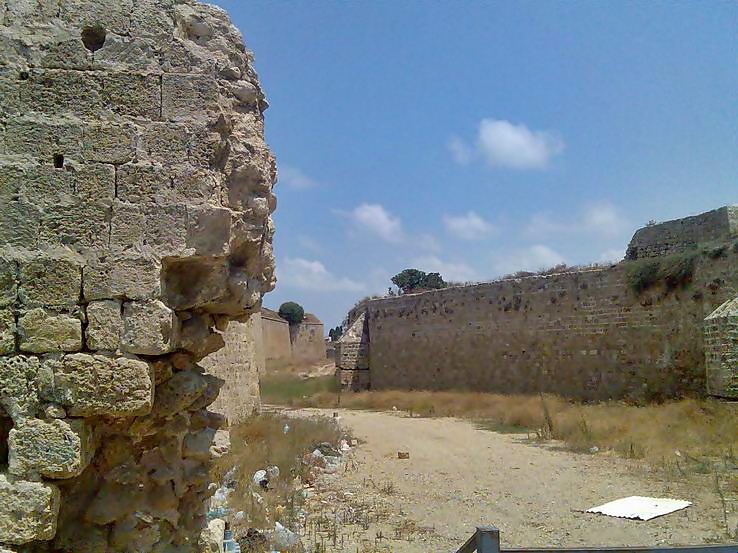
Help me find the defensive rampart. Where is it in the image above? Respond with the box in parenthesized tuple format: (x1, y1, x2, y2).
(343, 208, 738, 400)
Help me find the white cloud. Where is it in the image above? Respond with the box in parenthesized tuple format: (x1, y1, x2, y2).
(494, 245, 565, 276)
(599, 248, 624, 263)
(443, 211, 495, 240)
(279, 257, 365, 292)
(296, 235, 324, 255)
(448, 136, 472, 165)
(477, 119, 564, 169)
(526, 203, 629, 238)
(279, 165, 319, 190)
(411, 255, 478, 283)
(345, 203, 404, 243)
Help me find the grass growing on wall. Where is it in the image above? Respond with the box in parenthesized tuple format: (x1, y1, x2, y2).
(626, 251, 699, 294)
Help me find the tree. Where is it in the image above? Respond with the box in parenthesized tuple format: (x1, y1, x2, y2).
(391, 269, 447, 294)
(391, 268, 427, 294)
(278, 301, 305, 325)
(328, 325, 343, 341)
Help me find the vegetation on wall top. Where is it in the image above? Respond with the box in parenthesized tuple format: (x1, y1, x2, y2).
(278, 301, 305, 325)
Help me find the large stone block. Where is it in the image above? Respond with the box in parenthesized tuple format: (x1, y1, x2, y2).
(0, 474, 60, 545)
(57, 0, 134, 35)
(39, 353, 153, 417)
(0, 309, 15, 355)
(0, 355, 39, 422)
(98, 72, 161, 119)
(3, 116, 84, 161)
(8, 418, 95, 479)
(84, 253, 161, 301)
(0, 197, 40, 250)
(116, 162, 218, 205)
(0, 256, 17, 308)
(121, 300, 180, 355)
(82, 122, 137, 165)
(20, 164, 115, 207)
(162, 74, 220, 121)
(186, 205, 232, 256)
(110, 201, 188, 256)
(153, 370, 208, 417)
(86, 300, 123, 351)
(39, 202, 111, 251)
(18, 253, 81, 309)
(18, 308, 82, 353)
(161, 257, 229, 311)
(19, 69, 104, 117)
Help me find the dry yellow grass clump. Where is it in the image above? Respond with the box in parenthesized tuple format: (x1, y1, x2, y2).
(263, 375, 737, 467)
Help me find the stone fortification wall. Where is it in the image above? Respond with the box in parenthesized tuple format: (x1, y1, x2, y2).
(0, 1, 275, 551)
(704, 297, 738, 398)
(200, 312, 263, 423)
(289, 314, 326, 365)
(261, 308, 291, 368)
(335, 313, 370, 391)
(626, 206, 738, 259)
(364, 250, 737, 401)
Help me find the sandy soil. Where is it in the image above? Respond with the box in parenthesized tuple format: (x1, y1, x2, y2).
(295, 408, 732, 552)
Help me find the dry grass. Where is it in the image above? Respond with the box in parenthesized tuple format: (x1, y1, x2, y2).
(212, 413, 345, 533)
(270, 384, 738, 467)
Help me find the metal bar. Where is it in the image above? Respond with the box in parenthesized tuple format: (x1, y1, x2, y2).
(502, 547, 738, 553)
(476, 526, 501, 553)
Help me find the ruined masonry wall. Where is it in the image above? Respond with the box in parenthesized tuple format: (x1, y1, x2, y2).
(261, 309, 291, 369)
(626, 206, 738, 259)
(365, 253, 738, 401)
(289, 318, 326, 366)
(0, 1, 275, 551)
(704, 298, 738, 398)
(201, 313, 263, 423)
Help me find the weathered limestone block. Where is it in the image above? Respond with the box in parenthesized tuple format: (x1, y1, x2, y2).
(0, 473, 60, 544)
(9, 418, 95, 479)
(121, 300, 180, 355)
(183, 427, 216, 461)
(705, 297, 738, 399)
(40, 354, 153, 417)
(162, 74, 220, 121)
(86, 300, 123, 351)
(110, 201, 188, 256)
(19, 69, 104, 118)
(18, 253, 81, 309)
(57, 0, 134, 34)
(0, 355, 39, 422)
(199, 518, 225, 553)
(152, 370, 208, 417)
(179, 313, 224, 359)
(84, 253, 161, 301)
(116, 162, 218, 205)
(18, 308, 82, 353)
(39, 202, 111, 251)
(19, 163, 115, 208)
(82, 123, 137, 165)
(3, 116, 83, 161)
(0, 256, 17, 308)
(0, 308, 15, 355)
(186, 205, 232, 256)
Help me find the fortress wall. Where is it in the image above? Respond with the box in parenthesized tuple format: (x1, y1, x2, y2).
(289, 317, 326, 365)
(262, 310, 291, 368)
(200, 313, 263, 423)
(626, 206, 738, 259)
(365, 253, 738, 401)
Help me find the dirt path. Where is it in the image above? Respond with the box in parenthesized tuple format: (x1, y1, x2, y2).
(295, 408, 729, 552)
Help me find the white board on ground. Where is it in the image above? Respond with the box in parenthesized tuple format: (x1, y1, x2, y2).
(586, 496, 691, 521)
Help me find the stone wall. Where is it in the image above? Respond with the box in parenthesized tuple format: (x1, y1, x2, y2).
(200, 313, 263, 423)
(335, 313, 370, 391)
(289, 314, 326, 365)
(626, 205, 738, 259)
(0, 1, 275, 551)
(704, 298, 738, 398)
(357, 218, 737, 400)
(261, 308, 291, 369)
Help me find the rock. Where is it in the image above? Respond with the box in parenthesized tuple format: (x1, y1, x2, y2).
(0, 355, 39, 422)
(199, 518, 225, 553)
(39, 353, 154, 417)
(182, 427, 216, 461)
(0, 474, 60, 544)
(121, 300, 180, 355)
(0, 308, 15, 355)
(8, 418, 95, 479)
(209, 428, 230, 459)
(18, 308, 82, 353)
(86, 300, 122, 351)
(153, 370, 209, 417)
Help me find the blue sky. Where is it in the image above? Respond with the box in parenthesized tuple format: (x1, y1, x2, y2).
(212, 1, 737, 329)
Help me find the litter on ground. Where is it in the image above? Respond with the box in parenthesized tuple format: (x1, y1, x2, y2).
(586, 496, 692, 521)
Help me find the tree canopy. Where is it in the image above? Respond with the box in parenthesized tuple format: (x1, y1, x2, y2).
(391, 269, 447, 294)
(278, 301, 305, 325)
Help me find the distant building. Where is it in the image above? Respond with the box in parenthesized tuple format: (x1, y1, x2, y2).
(261, 307, 326, 369)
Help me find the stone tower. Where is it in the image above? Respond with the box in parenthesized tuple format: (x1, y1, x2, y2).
(704, 297, 738, 399)
(0, 0, 275, 550)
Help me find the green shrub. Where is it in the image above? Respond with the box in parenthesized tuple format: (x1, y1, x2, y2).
(626, 259, 662, 294)
(278, 301, 305, 325)
(626, 252, 697, 294)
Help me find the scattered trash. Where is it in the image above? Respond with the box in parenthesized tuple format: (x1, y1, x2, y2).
(339, 439, 351, 452)
(223, 529, 241, 552)
(397, 451, 410, 460)
(272, 522, 301, 549)
(266, 465, 280, 480)
(350, 439, 358, 447)
(586, 496, 692, 521)
(233, 510, 245, 522)
(283, 424, 290, 434)
(589, 446, 599, 454)
(252, 469, 268, 489)
(392, 406, 398, 411)
(315, 442, 341, 457)
(239, 528, 267, 552)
